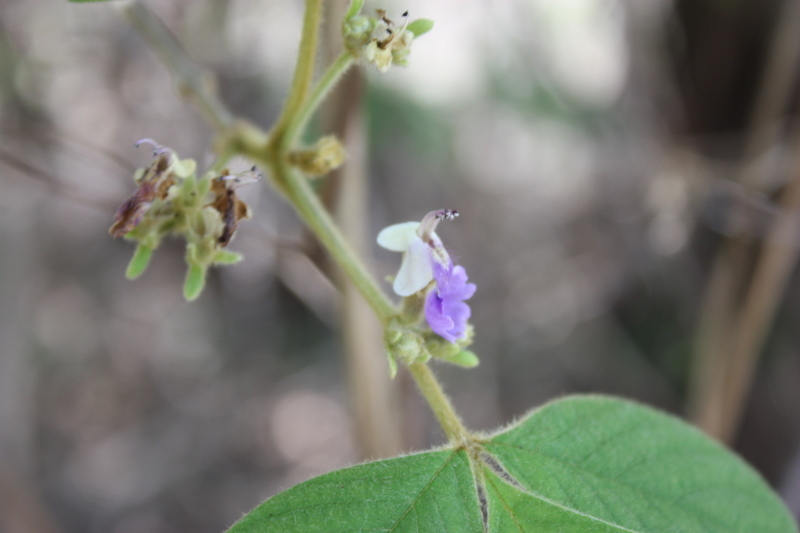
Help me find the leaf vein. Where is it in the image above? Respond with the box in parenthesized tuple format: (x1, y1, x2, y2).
(489, 441, 747, 531)
(387, 450, 460, 532)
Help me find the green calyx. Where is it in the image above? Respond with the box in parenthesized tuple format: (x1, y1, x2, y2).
(424, 331, 479, 368)
(384, 318, 430, 378)
(383, 315, 479, 377)
(287, 135, 346, 177)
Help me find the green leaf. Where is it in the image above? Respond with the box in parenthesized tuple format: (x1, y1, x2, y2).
(227, 449, 483, 532)
(228, 396, 797, 532)
(125, 244, 152, 279)
(482, 396, 797, 532)
(183, 263, 206, 301)
(483, 468, 624, 532)
(407, 19, 434, 37)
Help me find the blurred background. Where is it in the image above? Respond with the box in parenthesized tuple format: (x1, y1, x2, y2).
(1, 0, 800, 531)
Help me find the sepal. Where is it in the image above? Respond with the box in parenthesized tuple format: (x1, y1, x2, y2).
(213, 250, 244, 265)
(125, 244, 153, 280)
(183, 261, 207, 302)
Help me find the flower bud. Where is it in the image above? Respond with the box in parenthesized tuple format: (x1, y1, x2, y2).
(383, 319, 431, 377)
(287, 136, 346, 177)
(343, 9, 430, 73)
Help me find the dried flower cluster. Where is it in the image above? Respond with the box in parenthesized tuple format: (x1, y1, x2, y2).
(110, 140, 257, 299)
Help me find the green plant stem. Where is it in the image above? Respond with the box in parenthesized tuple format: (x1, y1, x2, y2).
(282, 52, 354, 150)
(121, 1, 233, 133)
(408, 362, 470, 444)
(344, 0, 364, 20)
(271, 0, 325, 140)
(275, 160, 396, 322)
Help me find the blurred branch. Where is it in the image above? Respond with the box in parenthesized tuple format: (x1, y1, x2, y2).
(740, 0, 800, 187)
(120, 1, 234, 133)
(0, 463, 60, 533)
(33, 125, 135, 173)
(0, 146, 116, 211)
(721, 151, 800, 433)
(692, 134, 800, 442)
(688, 0, 800, 441)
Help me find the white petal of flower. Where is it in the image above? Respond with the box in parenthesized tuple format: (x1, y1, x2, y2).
(393, 236, 433, 296)
(377, 221, 421, 251)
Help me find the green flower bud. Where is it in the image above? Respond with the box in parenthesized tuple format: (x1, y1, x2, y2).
(287, 136, 346, 177)
(406, 19, 433, 37)
(383, 319, 430, 377)
(342, 9, 429, 73)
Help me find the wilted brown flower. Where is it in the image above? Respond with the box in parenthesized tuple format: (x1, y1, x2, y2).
(109, 154, 174, 238)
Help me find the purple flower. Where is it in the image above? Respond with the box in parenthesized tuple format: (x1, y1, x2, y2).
(425, 262, 476, 342)
(377, 209, 475, 343)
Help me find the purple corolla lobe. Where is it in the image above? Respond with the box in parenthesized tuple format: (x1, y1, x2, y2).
(425, 262, 475, 342)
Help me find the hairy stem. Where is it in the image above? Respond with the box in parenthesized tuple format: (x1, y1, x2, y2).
(271, 0, 325, 140)
(408, 362, 470, 444)
(120, 1, 233, 133)
(275, 160, 396, 322)
(283, 52, 354, 150)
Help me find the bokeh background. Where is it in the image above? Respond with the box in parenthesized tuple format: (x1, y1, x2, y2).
(2, 0, 800, 531)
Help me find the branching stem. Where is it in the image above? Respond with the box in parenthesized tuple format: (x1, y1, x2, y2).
(124, 0, 470, 445)
(282, 52, 355, 150)
(271, 0, 325, 140)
